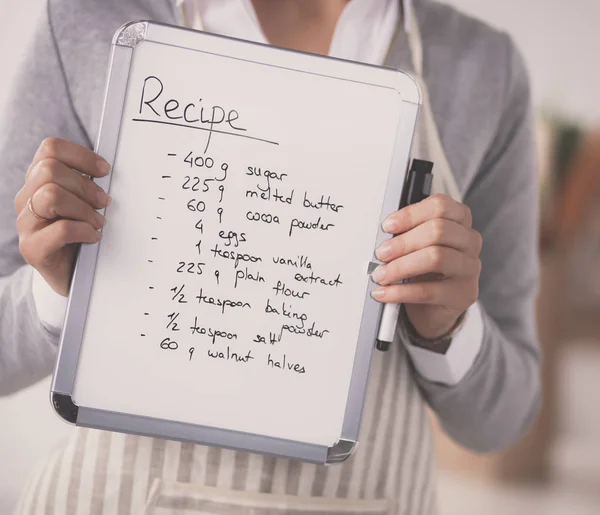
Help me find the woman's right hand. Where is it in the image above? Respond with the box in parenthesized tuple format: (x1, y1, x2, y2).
(14, 138, 112, 297)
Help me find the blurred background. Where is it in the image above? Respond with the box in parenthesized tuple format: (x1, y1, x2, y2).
(1, 0, 599, 514)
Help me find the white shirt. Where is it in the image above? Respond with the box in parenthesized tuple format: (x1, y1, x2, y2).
(33, 0, 483, 386)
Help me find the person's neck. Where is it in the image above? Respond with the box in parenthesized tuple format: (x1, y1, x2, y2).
(251, 0, 349, 55)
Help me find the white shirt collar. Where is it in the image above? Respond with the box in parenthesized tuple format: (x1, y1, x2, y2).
(181, 0, 401, 66)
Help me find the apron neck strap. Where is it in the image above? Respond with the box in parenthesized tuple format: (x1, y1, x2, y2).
(396, 1, 462, 201)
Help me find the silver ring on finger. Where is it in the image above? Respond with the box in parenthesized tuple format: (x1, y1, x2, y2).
(27, 196, 52, 222)
(80, 173, 92, 180)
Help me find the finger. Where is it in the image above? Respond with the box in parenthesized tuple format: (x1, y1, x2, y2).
(15, 157, 111, 214)
(371, 246, 480, 285)
(371, 278, 478, 307)
(382, 194, 473, 234)
(27, 137, 110, 180)
(17, 183, 106, 232)
(375, 218, 482, 262)
(19, 220, 101, 268)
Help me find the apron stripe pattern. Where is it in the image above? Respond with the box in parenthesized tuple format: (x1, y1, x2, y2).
(17, 347, 436, 514)
(116, 434, 139, 515)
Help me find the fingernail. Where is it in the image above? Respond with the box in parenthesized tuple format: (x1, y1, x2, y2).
(371, 266, 387, 284)
(94, 229, 103, 241)
(94, 212, 106, 228)
(371, 288, 386, 300)
(376, 242, 392, 260)
(382, 217, 397, 233)
(97, 159, 111, 176)
(98, 191, 111, 206)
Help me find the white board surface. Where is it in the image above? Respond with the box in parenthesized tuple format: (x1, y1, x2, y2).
(72, 38, 405, 447)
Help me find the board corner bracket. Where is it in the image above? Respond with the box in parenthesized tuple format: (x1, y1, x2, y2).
(51, 392, 79, 424)
(326, 439, 357, 464)
(113, 21, 149, 48)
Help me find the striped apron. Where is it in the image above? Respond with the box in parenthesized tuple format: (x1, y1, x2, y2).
(15, 3, 461, 514)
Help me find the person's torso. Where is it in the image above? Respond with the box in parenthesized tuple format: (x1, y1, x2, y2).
(17, 1, 517, 513)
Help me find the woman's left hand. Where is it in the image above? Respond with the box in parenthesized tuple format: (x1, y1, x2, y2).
(371, 194, 483, 340)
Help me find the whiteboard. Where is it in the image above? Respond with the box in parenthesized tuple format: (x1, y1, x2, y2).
(51, 21, 420, 463)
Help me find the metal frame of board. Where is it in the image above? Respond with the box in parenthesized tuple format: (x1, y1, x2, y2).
(51, 21, 421, 464)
